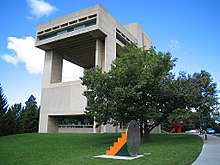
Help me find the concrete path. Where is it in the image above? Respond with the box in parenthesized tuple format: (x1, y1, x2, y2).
(193, 134, 220, 165)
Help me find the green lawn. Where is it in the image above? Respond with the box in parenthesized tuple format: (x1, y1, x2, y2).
(0, 133, 202, 165)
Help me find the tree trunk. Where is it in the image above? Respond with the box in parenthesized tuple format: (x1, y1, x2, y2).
(143, 122, 150, 141)
(140, 122, 143, 138)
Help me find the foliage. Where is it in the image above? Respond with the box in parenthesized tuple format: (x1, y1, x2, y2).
(0, 84, 39, 136)
(7, 103, 23, 134)
(161, 71, 219, 131)
(82, 44, 177, 140)
(20, 95, 39, 133)
(191, 71, 219, 128)
(0, 84, 8, 136)
(0, 133, 202, 165)
(82, 44, 219, 139)
(82, 67, 112, 127)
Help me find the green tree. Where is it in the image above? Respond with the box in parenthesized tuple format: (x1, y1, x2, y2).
(82, 44, 177, 140)
(4, 108, 17, 135)
(82, 44, 219, 140)
(6, 103, 23, 134)
(20, 95, 39, 133)
(159, 72, 196, 131)
(191, 71, 219, 129)
(0, 84, 8, 136)
(161, 71, 219, 132)
(82, 67, 113, 127)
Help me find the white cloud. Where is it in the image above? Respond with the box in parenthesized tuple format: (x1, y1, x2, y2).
(168, 40, 179, 51)
(1, 54, 19, 65)
(1, 36, 44, 74)
(1, 36, 84, 81)
(27, 0, 57, 19)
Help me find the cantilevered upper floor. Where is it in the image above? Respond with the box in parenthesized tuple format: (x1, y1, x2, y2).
(35, 4, 152, 69)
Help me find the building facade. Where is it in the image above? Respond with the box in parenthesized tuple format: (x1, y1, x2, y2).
(36, 4, 159, 133)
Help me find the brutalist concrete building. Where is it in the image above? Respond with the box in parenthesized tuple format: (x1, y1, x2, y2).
(36, 4, 158, 133)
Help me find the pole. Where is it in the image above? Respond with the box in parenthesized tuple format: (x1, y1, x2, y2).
(205, 131, 207, 140)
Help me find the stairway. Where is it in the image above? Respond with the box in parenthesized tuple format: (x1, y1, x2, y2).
(106, 132, 127, 156)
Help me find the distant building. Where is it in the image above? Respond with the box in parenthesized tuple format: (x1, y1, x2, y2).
(36, 4, 159, 133)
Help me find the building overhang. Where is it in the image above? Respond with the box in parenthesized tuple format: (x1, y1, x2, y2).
(36, 27, 106, 68)
(35, 5, 140, 68)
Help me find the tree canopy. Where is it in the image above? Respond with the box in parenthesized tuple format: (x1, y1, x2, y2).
(0, 84, 39, 136)
(0, 84, 8, 136)
(162, 71, 219, 132)
(20, 95, 39, 133)
(82, 44, 219, 140)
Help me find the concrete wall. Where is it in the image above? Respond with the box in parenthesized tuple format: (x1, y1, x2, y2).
(124, 22, 152, 49)
(41, 81, 86, 114)
(39, 81, 87, 133)
(58, 127, 94, 133)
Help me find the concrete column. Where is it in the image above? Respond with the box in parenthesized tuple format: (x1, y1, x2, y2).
(38, 112, 48, 133)
(47, 116, 58, 133)
(42, 51, 63, 88)
(104, 36, 116, 72)
(95, 39, 104, 68)
(39, 51, 63, 133)
(39, 115, 58, 133)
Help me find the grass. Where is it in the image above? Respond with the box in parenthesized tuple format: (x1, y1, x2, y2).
(0, 133, 203, 165)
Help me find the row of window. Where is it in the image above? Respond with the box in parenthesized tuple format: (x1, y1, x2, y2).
(37, 14, 97, 35)
(116, 28, 133, 45)
(38, 21, 96, 40)
(116, 29, 132, 42)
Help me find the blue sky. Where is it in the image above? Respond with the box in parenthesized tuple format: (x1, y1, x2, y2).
(0, 0, 219, 106)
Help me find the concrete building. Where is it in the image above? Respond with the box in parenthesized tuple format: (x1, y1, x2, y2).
(36, 4, 158, 133)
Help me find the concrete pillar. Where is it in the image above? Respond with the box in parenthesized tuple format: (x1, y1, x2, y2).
(95, 39, 104, 68)
(95, 39, 113, 133)
(38, 112, 48, 133)
(39, 50, 63, 133)
(93, 40, 105, 133)
(47, 116, 58, 133)
(94, 37, 116, 133)
(104, 36, 116, 72)
(42, 51, 63, 88)
(39, 115, 58, 133)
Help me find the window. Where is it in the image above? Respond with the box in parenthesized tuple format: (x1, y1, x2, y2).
(38, 20, 96, 41)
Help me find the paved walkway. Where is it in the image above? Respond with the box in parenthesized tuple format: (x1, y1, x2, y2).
(193, 134, 220, 165)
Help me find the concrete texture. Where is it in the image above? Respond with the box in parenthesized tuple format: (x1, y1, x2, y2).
(124, 22, 152, 49)
(36, 4, 154, 133)
(193, 134, 220, 165)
